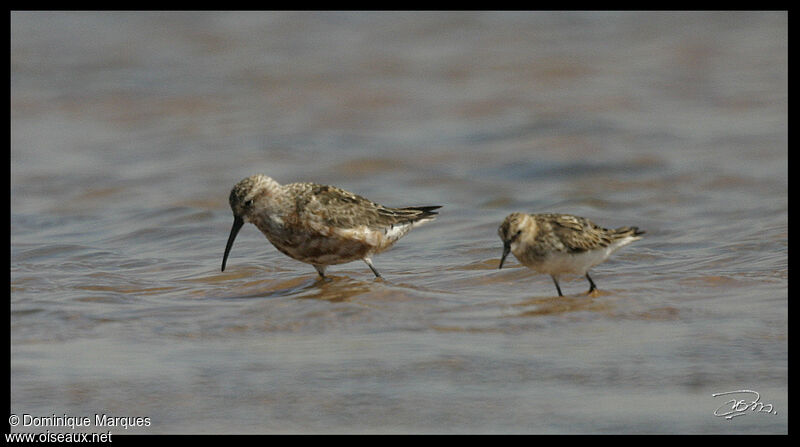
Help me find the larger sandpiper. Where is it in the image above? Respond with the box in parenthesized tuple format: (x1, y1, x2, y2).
(498, 212, 644, 296)
(221, 174, 441, 278)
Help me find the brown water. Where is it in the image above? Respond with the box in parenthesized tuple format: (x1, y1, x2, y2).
(10, 12, 787, 434)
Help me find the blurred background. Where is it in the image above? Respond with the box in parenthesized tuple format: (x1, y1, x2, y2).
(11, 11, 787, 433)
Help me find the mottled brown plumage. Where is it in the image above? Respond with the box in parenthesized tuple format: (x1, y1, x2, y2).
(498, 212, 644, 296)
(222, 174, 440, 278)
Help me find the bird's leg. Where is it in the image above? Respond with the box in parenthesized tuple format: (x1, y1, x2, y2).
(313, 264, 327, 278)
(363, 258, 382, 278)
(585, 273, 597, 294)
(551, 275, 564, 297)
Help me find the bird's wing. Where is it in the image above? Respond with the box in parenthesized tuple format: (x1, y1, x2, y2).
(294, 183, 438, 231)
(546, 214, 613, 253)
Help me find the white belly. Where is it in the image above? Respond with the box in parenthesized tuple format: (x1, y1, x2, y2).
(517, 236, 637, 276)
(530, 249, 612, 276)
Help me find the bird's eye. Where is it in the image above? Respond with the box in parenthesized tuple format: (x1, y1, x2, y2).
(244, 199, 253, 208)
(512, 230, 522, 241)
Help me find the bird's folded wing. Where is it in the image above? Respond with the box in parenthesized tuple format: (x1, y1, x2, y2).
(549, 214, 612, 253)
(296, 184, 435, 231)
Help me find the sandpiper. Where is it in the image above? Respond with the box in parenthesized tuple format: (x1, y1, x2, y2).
(221, 174, 441, 278)
(498, 212, 644, 296)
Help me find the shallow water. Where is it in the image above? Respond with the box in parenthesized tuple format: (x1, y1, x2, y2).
(10, 11, 787, 434)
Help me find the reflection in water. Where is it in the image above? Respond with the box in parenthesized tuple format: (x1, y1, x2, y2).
(223, 276, 321, 300)
(511, 292, 612, 317)
(294, 276, 378, 303)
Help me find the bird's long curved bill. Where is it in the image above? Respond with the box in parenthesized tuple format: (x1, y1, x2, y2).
(221, 216, 244, 272)
(498, 243, 511, 269)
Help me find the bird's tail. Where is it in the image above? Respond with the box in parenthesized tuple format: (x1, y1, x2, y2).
(398, 205, 441, 225)
(613, 226, 645, 240)
(403, 205, 441, 217)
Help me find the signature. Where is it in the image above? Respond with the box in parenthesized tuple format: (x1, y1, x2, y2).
(712, 390, 777, 420)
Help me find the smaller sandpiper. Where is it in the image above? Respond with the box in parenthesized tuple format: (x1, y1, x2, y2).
(222, 174, 441, 278)
(498, 212, 644, 296)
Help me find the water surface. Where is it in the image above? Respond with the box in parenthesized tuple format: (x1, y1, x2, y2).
(10, 11, 787, 434)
